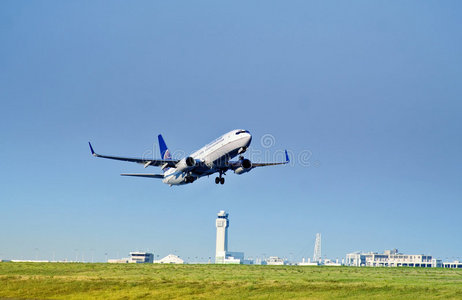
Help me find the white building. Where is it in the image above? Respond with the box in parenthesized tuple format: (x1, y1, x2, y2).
(108, 258, 129, 263)
(215, 210, 251, 264)
(346, 249, 441, 268)
(109, 252, 154, 263)
(154, 254, 184, 264)
(323, 258, 342, 266)
(442, 261, 462, 269)
(265, 256, 287, 265)
(129, 252, 153, 263)
(298, 258, 319, 266)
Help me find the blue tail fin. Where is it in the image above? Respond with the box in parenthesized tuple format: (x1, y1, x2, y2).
(158, 134, 171, 160)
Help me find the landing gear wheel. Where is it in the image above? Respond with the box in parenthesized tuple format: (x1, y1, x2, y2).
(215, 170, 225, 185)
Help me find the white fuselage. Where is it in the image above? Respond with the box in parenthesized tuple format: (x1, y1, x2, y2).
(162, 129, 252, 185)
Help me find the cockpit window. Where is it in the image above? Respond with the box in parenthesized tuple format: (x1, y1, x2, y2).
(235, 130, 249, 135)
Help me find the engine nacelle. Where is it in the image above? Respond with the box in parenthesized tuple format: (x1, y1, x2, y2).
(234, 158, 252, 175)
(175, 156, 196, 171)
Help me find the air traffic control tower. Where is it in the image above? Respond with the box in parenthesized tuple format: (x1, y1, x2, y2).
(215, 210, 229, 263)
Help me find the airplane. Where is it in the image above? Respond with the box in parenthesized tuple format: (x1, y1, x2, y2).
(88, 129, 289, 186)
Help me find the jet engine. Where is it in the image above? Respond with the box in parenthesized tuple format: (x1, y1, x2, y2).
(175, 156, 196, 171)
(234, 158, 252, 175)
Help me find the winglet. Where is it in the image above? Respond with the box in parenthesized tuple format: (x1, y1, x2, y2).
(88, 142, 96, 156)
(285, 150, 289, 163)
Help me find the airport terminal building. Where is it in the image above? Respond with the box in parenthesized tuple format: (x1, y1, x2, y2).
(346, 249, 441, 268)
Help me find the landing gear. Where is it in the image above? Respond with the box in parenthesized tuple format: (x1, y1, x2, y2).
(215, 171, 225, 185)
(185, 176, 196, 183)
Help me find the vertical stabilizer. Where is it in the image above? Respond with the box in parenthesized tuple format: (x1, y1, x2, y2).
(158, 134, 171, 171)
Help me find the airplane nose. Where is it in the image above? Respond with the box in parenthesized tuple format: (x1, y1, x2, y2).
(246, 134, 252, 146)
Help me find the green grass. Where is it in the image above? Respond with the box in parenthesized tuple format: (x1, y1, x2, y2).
(0, 263, 461, 299)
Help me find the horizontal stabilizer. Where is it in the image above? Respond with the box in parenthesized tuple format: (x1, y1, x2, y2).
(121, 173, 164, 179)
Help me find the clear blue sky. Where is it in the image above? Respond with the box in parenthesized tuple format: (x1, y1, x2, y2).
(1, 1, 461, 262)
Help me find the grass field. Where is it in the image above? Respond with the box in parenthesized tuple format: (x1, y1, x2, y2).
(1, 263, 461, 299)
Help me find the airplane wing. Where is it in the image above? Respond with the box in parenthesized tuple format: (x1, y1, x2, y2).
(120, 173, 164, 178)
(88, 142, 178, 168)
(250, 150, 290, 168)
(228, 150, 290, 170)
(251, 161, 288, 167)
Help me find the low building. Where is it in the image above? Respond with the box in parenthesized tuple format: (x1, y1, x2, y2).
(222, 256, 241, 264)
(323, 259, 342, 266)
(298, 258, 319, 266)
(265, 256, 287, 265)
(108, 258, 129, 263)
(129, 252, 153, 263)
(109, 252, 154, 263)
(346, 252, 364, 267)
(442, 261, 462, 269)
(11, 260, 50, 263)
(346, 249, 440, 268)
(154, 254, 184, 264)
(298, 258, 341, 266)
(298, 262, 319, 266)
